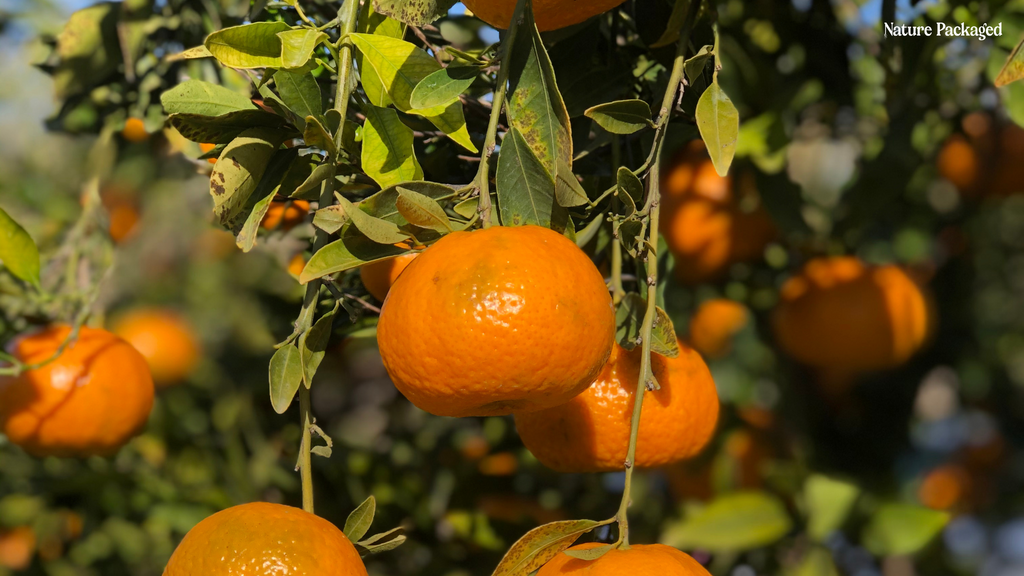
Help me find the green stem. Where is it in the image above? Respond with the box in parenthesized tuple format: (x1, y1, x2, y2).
(473, 0, 529, 228)
(331, 0, 361, 154)
(610, 136, 625, 304)
(298, 386, 314, 513)
(613, 0, 701, 549)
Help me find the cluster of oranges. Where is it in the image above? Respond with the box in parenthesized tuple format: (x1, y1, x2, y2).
(936, 112, 1024, 198)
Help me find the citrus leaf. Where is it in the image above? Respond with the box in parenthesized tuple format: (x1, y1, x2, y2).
(361, 103, 423, 188)
(349, 33, 441, 112)
(356, 527, 407, 556)
(695, 82, 739, 177)
(360, 181, 457, 224)
(300, 227, 413, 283)
(210, 127, 290, 229)
(303, 115, 337, 157)
(269, 344, 303, 414)
(506, 5, 572, 178)
(166, 45, 213, 62)
(205, 21, 290, 69)
(652, 306, 680, 358)
(299, 306, 336, 387)
(618, 220, 645, 258)
(497, 127, 568, 231)
(356, 11, 405, 108)
(292, 163, 336, 199)
(410, 65, 478, 110)
(0, 207, 40, 287)
(168, 110, 287, 144)
(563, 543, 614, 561)
(861, 503, 949, 557)
(996, 36, 1024, 87)
(230, 148, 298, 237)
(344, 496, 376, 542)
(372, 0, 456, 26)
(396, 187, 453, 233)
(614, 293, 677, 357)
(792, 548, 839, 576)
(661, 491, 792, 552)
(310, 446, 332, 458)
(413, 101, 478, 152)
(617, 167, 644, 203)
(805, 475, 860, 542)
(492, 519, 605, 576)
(652, 0, 696, 48)
(684, 45, 714, 84)
(554, 160, 589, 208)
(160, 79, 256, 116)
(235, 184, 278, 253)
(277, 28, 327, 70)
(337, 195, 411, 245)
(275, 69, 323, 126)
(453, 197, 478, 219)
(313, 205, 348, 234)
(584, 99, 654, 135)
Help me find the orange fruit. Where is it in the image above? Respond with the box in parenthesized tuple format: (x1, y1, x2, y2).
(112, 309, 201, 386)
(100, 186, 140, 243)
(463, 0, 626, 32)
(288, 253, 307, 277)
(199, 143, 219, 165)
(538, 543, 710, 576)
(360, 253, 418, 302)
(0, 526, 35, 571)
(772, 257, 932, 372)
(936, 135, 980, 193)
(514, 341, 719, 473)
(478, 452, 519, 476)
(122, 117, 149, 143)
(688, 299, 748, 359)
(660, 142, 775, 284)
(163, 502, 367, 576)
(918, 464, 970, 511)
(0, 325, 154, 457)
(262, 200, 310, 231)
(377, 225, 615, 417)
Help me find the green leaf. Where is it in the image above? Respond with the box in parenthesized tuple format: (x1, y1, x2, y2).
(356, 10, 405, 108)
(614, 293, 678, 357)
(299, 308, 336, 387)
(507, 6, 573, 177)
(695, 82, 740, 177)
(205, 21, 291, 69)
(51, 4, 119, 98)
(618, 219, 645, 258)
(492, 519, 606, 576)
(361, 104, 423, 188)
(360, 181, 456, 223)
(161, 80, 256, 117)
(790, 548, 839, 576)
(231, 148, 298, 237)
(497, 127, 567, 231)
(277, 28, 327, 70)
(235, 184, 277, 253)
(344, 496, 376, 542)
(303, 115, 337, 157)
(453, 197, 478, 219)
(554, 161, 589, 208)
(372, 0, 457, 26)
(584, 99, 654, 135)
(410, 65, 478, 110)
(415, 101, 478, 152)
(355, 527, 407, 557)
(275, 69, 323, 126)
(300, 227, 412, 283)
(661, 491, 792, 552)
(996, 36, 1024, 87)
(313, 205, 348, 234)
(652, 0, 696, 48)
(210, 127, 290, 228)
(617, 167, 644, 202)
(337, 195, 412, 245)
(0, 207, 40, 287)
(166, 45, 213, 62)
(862, 504, 949, 557)
(350, 33, 441, 112)
(684, 45, 714, 85)
(562, 543, 614, 561)
(805, 475, 860, 542)
(269, 344, 303, 414)
(396, 187, 453, 233)
(292, 163, 336, 198)
(652, 306, 680, 358)
(168, 110, 287, 144)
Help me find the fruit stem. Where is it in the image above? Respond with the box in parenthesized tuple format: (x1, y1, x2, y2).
(473, 0, 529, 228)
(613, 0, 702, 549)
(299, 386, 315, 513)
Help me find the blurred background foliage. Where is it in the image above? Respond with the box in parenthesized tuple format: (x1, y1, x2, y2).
(3, 0, 1024, 575)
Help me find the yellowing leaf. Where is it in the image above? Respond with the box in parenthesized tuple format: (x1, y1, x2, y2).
(0, 207, 40, 287)
(277, 29, 327, 70)
(862, 504, 948, 557)
(205, 21, 290, 69)
(695, 82, 739, 177)
(996, 36, 1024, 87)
(492, 519, 606, 576)
(805, 475, 860, 542)
(350, 33, 440, 111)
(661, 491, 792, 552)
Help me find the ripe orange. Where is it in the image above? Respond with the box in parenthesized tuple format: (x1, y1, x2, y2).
(463, 0, 626, 31)
(122, 117, 149, 143)
(688, 299, 748, 359)
(538, 543, 710, 576)
(478, 452, 519, 476)
(163, 502, 367, 576)
(360, 254, 418, 302)
(772, 257, 932, 372)
(0, 526, 35, 571)
(288, 253, 307, 277)
(918, 464, 970, 511)
(660, 142, 775, 284)
(112, 309, 201, 386)
(514, 341, 719, 473)
(936, 135, 980, 193)
(0, 325, 154, 457)
(100, 186, 140, 243)
(377, 225, 615, 417)
(262, 200, 310, 231)
(199, 143, 219, 165)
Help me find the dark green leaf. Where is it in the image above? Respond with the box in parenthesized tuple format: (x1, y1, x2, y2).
(344, 496, 376, 542)
(409, 65, 478, 110)
(618, 219, 645, 258)
(492, 519, 606, 576)
(299, 308, 336, 387)
(168, 110, 287, 144)
(584, 99, 654, 135)
(292, 163, 336, 198)
(695, 82, 740, 177)
(652, 0, 695, 48)
(616, 167, 644, 203)
(303, 115, 337, 156)
(0, 207, 40, 287)
(372, 0, 457, 26)
(275, 70, 323, 127)
(205, 21, 290, 69)
(396, 187, 453, 233)
(161, 80, 256, 117)
(614, 293, 678, 357)
(497, 127, 567, 231)
(336, 195, 412, 245)
(684, 45, 714, 85)
(554, 160, 588, 208)
(269, 345, 303, 414)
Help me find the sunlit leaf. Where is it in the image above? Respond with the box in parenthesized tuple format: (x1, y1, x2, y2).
(0, 207, 40, 287)
(805, 475, 860, 542)
(161, 80, 256, 117)
(862, 504, 948, 557)
(563, 543, 614, 561)
(492, 519, 606, 576)
(996, 36, 1024, 87)
(269, 344, 303, 414)
(584, 99, 654, 135)
(337, 195, 411, 245)
(210, 127, 290, 228)
(361, 104, 423, 187)
(396, 187, 453, 233)
(360, 181, 457, 224)
(349, 33, 440, 111)
(277, 28, 327, 70)
(205, 21, 290, 69)
(300, 227, 412, 283)
(695, 82, 739, 177)
(661, 491, 792, 552)
(410, 65, 478, 110)
(356, 10, 405, 108)
(414, 101, 478, 152)
(615, 293, 678, 358)
(344, 496, 376, 542)
(235, 184, 277, 253)
(313, 205, 348, 234)
(166, 45, 213, 62)
(356, 526, 407, 556)
(303, 115, 337, 157)
(372, 0, 457, 26)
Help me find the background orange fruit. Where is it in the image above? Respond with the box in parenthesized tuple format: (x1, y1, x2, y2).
(199, 142, 218, 165)
(360, 253, 418, 302)
(514, 341, 719, 473)
(660, 142, 775, 284)
(112, 308, 201, 386)
(538, 543, 711, 576)
(0, 325, 154, 457)
(688, 299, 749, 359)
(261, 200, 310, 231)
(772, 257, 932, 372)
(377, 225, 615, 417)
(122, 118, 148, 143)
(462, 0, 626, 32)
(0, 526, 35, 571)
(918, 464, 971, 511)
(936, 135, 979, 194)
(162, 502, 367, 576)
